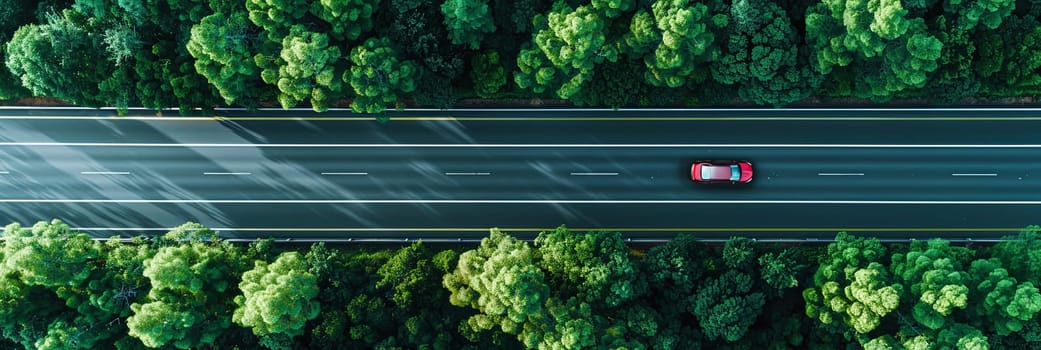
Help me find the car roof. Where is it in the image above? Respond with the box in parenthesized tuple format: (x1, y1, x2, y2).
(702, 164, 733, 180)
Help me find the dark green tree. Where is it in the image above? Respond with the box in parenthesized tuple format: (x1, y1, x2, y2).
(570, 60, 649, 108)
(442, 0, 496, 49)
(712, 0, 819, 106)
(969, 258, 1041, 336)
(692, 270, 765, 342)
(991, 225, 1041, 284)
(470, 50, 507, 98)
(5, 10, 110, 106)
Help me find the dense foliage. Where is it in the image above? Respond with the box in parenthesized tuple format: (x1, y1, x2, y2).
(3, 0, 1039, 113)
(2, 220, 1041, 348)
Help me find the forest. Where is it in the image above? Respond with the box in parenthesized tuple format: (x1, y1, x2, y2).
(2, 219, 1041, 349)
(1, 0, 1040, 114)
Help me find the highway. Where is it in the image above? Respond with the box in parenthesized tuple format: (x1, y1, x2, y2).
(0, 107, 1038, 241)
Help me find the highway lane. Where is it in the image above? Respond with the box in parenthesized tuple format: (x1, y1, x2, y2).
(3, 109, 1041, 146)
(0, 140, 1037, 240)
(0, 145, 1039, 200)
(0, 202, 1035, 242)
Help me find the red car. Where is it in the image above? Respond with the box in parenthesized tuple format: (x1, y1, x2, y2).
(691, 161, 753, 184)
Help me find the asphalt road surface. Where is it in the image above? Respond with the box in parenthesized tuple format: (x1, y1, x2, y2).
(0, 107, 1038, 241)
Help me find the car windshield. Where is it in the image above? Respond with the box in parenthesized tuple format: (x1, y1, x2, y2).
(730, 165, 740, 181)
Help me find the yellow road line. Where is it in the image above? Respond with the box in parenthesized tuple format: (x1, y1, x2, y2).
(214, 116, 1041, 121)
(3, 115, 1041, 121)
(121, 227, 1024, 232)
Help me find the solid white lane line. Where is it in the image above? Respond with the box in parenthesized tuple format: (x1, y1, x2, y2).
(952, 173, 998, 176)
(0, 171, 9, 174)
(445, 172, 491, 176)
(81, 171, 130, 175)
(570, 172, 619, 176)
(321, 172, 368, 176)
(818, 173, 864, 176)
(1, 142, 1041, 148)
(203, 172, 251, 176)
(0, 199, 1039, 204)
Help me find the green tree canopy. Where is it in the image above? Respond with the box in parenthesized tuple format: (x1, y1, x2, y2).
(269, 25, 343, 111)
(712, 0, 819, 105)
(890, 239, 972, 330)
(632, 0, 723, 88)
(804, 232, 901, 337)
(187, 11, 263, 107)
(805, 0, 943, 99)
(345, 37, 417, 113)
(470, 50, 506, 98)
(442, 0, 496, 49)
(969, 258, 1041, 336)
(234, 252, 320, 346)
(5, 10, 109, 106)
(310, 0, 380, 41)
(126, 223, 245, 349)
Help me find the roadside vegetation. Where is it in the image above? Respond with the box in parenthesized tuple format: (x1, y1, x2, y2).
(2, 219, 1041, 349)
(1, 0, 1039, 114)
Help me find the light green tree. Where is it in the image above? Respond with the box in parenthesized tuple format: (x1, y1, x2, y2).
(127, 223, 244, 349)
(2, 220, 99, 288)
(346, 37, 418, 113)
(515, 4, 618, 98)
(245, 0, 308, 35)
(310, 0, 380, 41)
(270, 25, 343, 112)
(890, 239, 972, 330)
(187, 11, 261, 107)
(234, 252, 320, 348)
(805, 0, 942, 99)
(639, 0, 722, 88)
(443, 229, 549, 343)
(804, 232, 901, 337)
